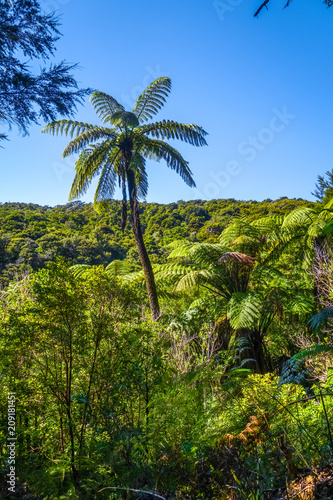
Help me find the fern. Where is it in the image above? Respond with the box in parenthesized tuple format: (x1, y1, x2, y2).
(133, 77, 172, 123)
(227, 292, 262, 329)
(278, 357, 314, 396)
(90, 91, 125, 123)
(308, 308, 333, 330)
(292, 344, 333, 361)
(105, 260, 131, 276)
(138, 120, 208, 147)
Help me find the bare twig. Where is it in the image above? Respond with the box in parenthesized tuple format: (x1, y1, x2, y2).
(97, 486, 167, 499)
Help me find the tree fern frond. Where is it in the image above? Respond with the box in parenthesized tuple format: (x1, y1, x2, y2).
(292, 344, 333, 361)
(90, 91, 125, 123)
(110, 111, 139, 129)
(69, 264, 93, 279)
(278, 357, 312, 388)
(69, 141, 116, 199)
(130, 153, 148, 200)
(63, 128, 117, 157)
(167, 241, 194, 259)
(227, 292, 262, 329)
(308, 307, 333, 330)
(322, 220, 333, 236)
(41, 120, 95, 137)
(282, 207, 317, 227)
(174, 271, 202, 291)
(138, 137, 195, 187)
(190, 243, 229, 265)
(122, 270, 146, 285)
(138, 120, 208, 147)
(307, 218, 327, 238)
(105, 260, 131, 276)
(133, 77, 172, 122)
(219, 220, 261, 246)
(286, 294, 314, 316)
(94, 162, 118, 210)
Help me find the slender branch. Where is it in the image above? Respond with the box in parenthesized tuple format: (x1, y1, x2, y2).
(254, 0, 272, 17)
(97, 486, 166, 499)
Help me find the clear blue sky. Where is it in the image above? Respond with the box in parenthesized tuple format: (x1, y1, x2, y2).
(2, 0, 333, 206)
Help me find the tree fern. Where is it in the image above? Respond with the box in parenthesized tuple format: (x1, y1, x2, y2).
(227, 292, 263, 329)
(308, 307, 333, 331)
(132, 76, 172, 122)
(42, 77, 207, 320)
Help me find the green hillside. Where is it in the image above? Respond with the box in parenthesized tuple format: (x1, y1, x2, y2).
(0, 197, 314, 287)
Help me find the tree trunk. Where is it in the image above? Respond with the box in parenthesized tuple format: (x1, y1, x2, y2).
(237, 328, 271, 374)
(127, 168, 160, 320)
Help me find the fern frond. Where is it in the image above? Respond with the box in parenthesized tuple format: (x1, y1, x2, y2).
(63, 128, 117, 157)
(105, 260, 131, 276)
(139, 120, 208, 147)
(174, 270, 203, 291)
(308, 307, 333, 330)
(69, 141, 116, 199)
(90, 91, 125, 123)
(219, 220, 261, 246)
(286, 294, 314, 315)
(41, 120, 95, 137)
(70, 264, 93, 279)
(130, 153, 148, 200)
(190, 243, 229, 265)
(282, 207, 317, 227)
(307, 218, 327, 238)
(138, 136, 195, 187)
(94, 161, 119, 209)
(227, 292, 262, 329)
(278, 357, 311, 388)
(133, 77, 172, 122)
(292, 344, 333, 361)
(167, 241, 194, 259)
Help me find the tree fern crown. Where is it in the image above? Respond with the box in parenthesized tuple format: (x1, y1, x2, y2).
(41, 77, 208, 208)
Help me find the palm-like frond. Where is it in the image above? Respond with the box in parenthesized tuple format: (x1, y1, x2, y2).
(90, 91, 125, 123)
(282, 207, 317, 227)
(308, 307, 333, 331)
(105, 260, 131, 276)
(138, 120, 208, 147)
(292, 344, 333, 361)
(41, 120, 95, 138)
(63, 127, 117, 157)
(174, 270, 209, 291)
(286, 294, 314, 316)
(70, 264, 93, 279)
(219, 220, 261, 248)
(227, 292, 263, 329)
(137, 136, 195, 187)
(130, 153, 148, 200)
(322, 220, 333, 236)
(132, 77, 172, 123)
(94, 162, 118, 208)
(69, 141, 117, 200)
(168, 241, 228, 265)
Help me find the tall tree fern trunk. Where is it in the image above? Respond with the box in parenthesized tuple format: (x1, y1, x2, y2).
(127, 169, 160, 320)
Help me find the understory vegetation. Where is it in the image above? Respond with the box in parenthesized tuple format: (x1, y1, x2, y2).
(1, 195, 333, 499)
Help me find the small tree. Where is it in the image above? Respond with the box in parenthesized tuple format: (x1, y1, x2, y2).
(312, 169, 333, 203)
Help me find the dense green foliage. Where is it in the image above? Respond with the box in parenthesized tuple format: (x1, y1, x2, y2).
(0, 197, 313, 287)
(1, 195, 333, 499)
